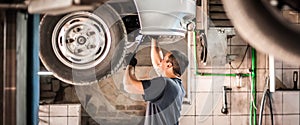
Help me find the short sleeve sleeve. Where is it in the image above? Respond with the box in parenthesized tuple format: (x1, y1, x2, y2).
(142, 77, 167, 101)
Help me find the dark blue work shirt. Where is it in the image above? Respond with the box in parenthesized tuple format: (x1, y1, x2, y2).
(142, 77, 186, 125)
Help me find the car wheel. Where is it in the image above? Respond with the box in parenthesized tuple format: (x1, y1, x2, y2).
(222, 0, 300, 64)
(40, 4, 127, 85)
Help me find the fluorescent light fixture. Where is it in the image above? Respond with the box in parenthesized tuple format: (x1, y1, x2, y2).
(38, 71, 53, 76)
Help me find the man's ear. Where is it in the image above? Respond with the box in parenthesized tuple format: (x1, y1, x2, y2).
(166, 62, 173, 68)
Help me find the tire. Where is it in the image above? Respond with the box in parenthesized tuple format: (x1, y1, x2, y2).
(221, 0, 300, 64)
(40, 4, 127, 85)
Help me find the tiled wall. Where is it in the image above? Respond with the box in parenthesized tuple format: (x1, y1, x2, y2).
(39, 104, 81, 125)
(179, 28, 300, 125)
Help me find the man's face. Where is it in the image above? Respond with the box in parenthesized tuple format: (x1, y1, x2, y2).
(159, 52, 172, 73)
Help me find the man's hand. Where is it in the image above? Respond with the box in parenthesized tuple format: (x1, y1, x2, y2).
(125, 53, 137, 67)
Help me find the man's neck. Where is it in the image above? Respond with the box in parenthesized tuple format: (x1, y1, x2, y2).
(164, 72, 180, 79)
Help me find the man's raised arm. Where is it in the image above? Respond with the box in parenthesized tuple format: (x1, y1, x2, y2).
(150, 38, 163, 69)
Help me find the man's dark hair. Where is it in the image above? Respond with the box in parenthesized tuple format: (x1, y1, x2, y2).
(167, 50, 189, 76)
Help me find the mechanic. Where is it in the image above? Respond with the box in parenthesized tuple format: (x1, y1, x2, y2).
(123, 37, 189, 125)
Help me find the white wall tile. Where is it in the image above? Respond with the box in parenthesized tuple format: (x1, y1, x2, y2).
(213, 92, 231, 116)
(283, 92, 300, 114)
(68, 117, 80, 125)
(275, 59, 283, 69)
(50, 117, 68, 125)
(181, 93, 196, 116)
(195, 76, 213, 92)
(39, 105, 50, 117)
(50, 105, 68, 117)
(265, 115, 283, 125)
(39, 117, 49, 125)
(231, 116, 248, 125)
(271, 92, 283, 114)
(210, 76, 229, 92)
(256, 52, 267, 69)
(282, 115, 300, 125)
(179, 116, 195, 125)
(196, 93, 213, 116)
(196, 116, 212, 125)
(282, 61, 299, 69)
(230, 93, 249, 115)
(214, 116, 230, 125)
(68, 104, 81, 116)
(196, 92, 222, 115)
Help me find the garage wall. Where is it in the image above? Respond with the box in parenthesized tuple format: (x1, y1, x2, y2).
(179, 28, 300, 125)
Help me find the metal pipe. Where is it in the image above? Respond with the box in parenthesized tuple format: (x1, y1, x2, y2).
(2, 10, 7, 125)
(186, 22, 195, 103)
(32, 14, 40, 125)
(269, 55, 275, 92)
(16, 11, 28, 125)
(28, 14, 40, 125)
(3, 11, 17, 125)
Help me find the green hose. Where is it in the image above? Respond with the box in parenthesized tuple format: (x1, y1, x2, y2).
(250, 48, 257, 125)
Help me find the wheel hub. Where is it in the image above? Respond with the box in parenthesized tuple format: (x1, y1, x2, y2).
(52, 12, 112, 69)
(77, 36, 87, 45)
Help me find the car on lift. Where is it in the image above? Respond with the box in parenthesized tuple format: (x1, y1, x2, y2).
(30, 0, 196, 85)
